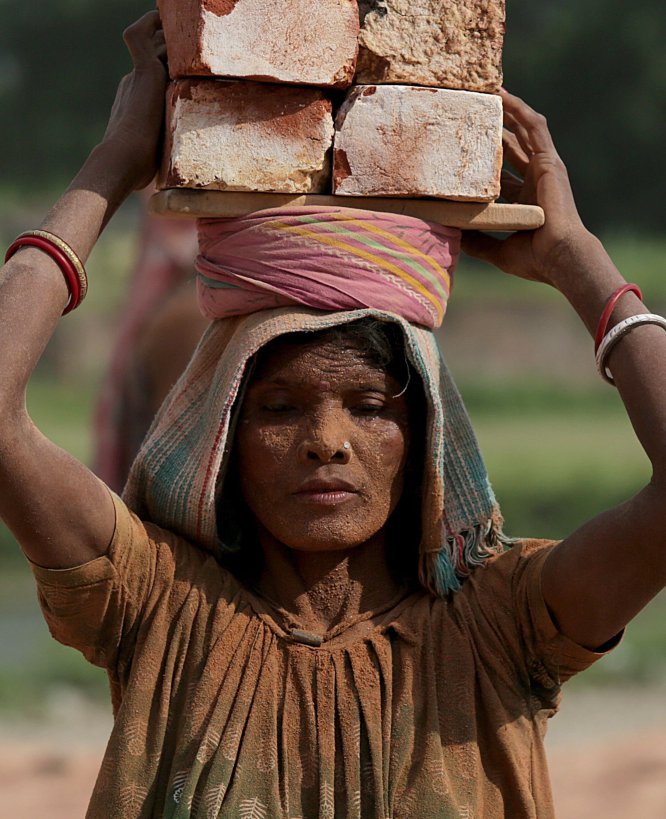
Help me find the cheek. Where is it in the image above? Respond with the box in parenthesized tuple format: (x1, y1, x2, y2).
(365, 421, 409, 469)
(236, 424, 294, 496)
(356, 423, 409, 498)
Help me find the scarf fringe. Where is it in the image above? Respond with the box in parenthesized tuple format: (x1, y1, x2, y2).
(419, 516, 517, 598)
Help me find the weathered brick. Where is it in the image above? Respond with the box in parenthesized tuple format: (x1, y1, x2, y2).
(333, 85, 503, 201)
(357, 0, 505, 92)
(158, 0, 359, 88)
(159, 80, 334, 194)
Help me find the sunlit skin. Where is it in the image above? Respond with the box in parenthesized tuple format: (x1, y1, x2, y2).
(234, 337, 412, 632)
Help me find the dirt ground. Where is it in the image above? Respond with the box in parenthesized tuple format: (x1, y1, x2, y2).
(2, 686, 666, 818)
(547, 685, 666, 818)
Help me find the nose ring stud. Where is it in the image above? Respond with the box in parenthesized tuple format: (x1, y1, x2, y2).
(342, 441, 351, 450)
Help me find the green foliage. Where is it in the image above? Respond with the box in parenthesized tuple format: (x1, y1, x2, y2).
(0, 0, 148, 189)
(0, 522, 22, 568)
(452, 233, 666, 310)
(0, 638, 109, 712)
(602, 235, 666, 303)
(504, 0, 666, 232)
(466, 384, 651, 539)
(26, 379, 95, 460)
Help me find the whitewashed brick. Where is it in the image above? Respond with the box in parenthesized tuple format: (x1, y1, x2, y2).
(357, 0, 505, 92)
(333, 85, 503, 201)
(160, 80, 334, 193)
(158, 0, 359, 88)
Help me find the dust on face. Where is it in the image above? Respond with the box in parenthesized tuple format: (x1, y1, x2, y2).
(235, 338, 411, 554)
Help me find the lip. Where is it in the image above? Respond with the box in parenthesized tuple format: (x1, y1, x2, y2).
(294, 478, 358, 494)
(293, 478, 359, 505)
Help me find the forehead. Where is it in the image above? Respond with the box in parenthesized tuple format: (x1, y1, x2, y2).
(250, 337, 393, 385)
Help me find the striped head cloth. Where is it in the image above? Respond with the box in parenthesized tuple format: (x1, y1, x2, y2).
(123, 307, 510, 598)
(195, 206, 460, 328)
(123, 205, 509, 596)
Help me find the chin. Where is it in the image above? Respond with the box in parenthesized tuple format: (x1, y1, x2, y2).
(284, 539, 366, 553)
(263, 521, 387, 554)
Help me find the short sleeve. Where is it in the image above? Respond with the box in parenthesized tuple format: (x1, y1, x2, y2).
(30, 491, 209, 670)
(461, 540, 620, 697)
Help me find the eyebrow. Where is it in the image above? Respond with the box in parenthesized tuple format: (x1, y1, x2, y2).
(251, 377, 394, 392)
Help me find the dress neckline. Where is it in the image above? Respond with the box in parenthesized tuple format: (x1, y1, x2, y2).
(238, 582, 424, 650)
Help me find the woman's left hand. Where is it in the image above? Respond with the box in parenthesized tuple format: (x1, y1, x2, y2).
(462, 89, 595, 291)
(464, 92, 666, 654)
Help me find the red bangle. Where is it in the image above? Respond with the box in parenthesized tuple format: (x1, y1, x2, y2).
(5, 235, 81, 314)
(594, 283, 643, 352)
(16, 230, 88, 303)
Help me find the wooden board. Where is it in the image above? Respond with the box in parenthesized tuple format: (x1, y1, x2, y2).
(150, 190, 544, 232)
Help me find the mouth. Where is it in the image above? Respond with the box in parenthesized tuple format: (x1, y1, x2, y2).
(293, 479, 359, 506)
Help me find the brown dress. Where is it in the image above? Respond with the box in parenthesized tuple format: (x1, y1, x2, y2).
(32, 494, 611, 818)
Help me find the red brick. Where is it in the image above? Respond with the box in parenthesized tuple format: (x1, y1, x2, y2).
(158, 0, 359, 88)
(159, 80, 334, 193)
(333, 85, 503, 201)
(357, 0, 505, 92)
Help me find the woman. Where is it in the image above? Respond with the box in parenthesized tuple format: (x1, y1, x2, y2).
(1, 11, 666, 819)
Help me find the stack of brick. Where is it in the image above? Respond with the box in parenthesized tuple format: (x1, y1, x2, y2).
(158, 0, 505, 202)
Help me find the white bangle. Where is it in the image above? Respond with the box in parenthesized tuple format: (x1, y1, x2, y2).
(596, 312, 666, 385)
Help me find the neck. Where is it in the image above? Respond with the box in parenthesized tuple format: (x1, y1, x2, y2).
(255, 529, 405, 634)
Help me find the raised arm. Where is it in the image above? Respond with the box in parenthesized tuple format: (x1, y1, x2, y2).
(463, 89, 666, 650)
(0, 12, 167, 568)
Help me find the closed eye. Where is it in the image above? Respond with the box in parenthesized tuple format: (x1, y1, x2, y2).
(262, 403, 296, 413)
(353, 402, 385, 414)
(349, 394, 388, 415)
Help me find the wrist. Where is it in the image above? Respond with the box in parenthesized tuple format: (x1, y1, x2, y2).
(543, 231, 609, 289)
(34, 142, 147, 265)
(533, 231, 643, 338)
(547, 233, 624, 296)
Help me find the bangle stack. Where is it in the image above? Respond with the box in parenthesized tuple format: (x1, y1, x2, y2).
(596, 313, 666, 384)
(594, 283, 666, 385)
(5, 230, 88, 315)
(594, 283, 643, 352)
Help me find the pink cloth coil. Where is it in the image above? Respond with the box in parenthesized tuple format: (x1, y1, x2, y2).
(195, 206, 461, 329)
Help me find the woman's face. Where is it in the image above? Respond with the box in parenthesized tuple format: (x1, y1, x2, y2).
(235, 336, 411, 553)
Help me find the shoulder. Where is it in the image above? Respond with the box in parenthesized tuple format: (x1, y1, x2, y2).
(421, 539, 560, 638)
(468, 538, 558, 590)
(113, 491, 241, 595)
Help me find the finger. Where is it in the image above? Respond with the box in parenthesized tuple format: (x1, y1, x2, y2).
(499, 169, 524, 203)
(462, 231, 538, 282)
(123, 9, 162, 43)
(503, 112, 536, 160)
(123, 11, 165, 68)
(502, 129, 529, 174)
(155, 31, 168, 65)
(460, 231, 506, 266)
(501, 88, 557, 156)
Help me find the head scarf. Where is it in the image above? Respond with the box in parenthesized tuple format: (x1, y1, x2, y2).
(196, 206, 459, 329)
(123, 207, 508, 596)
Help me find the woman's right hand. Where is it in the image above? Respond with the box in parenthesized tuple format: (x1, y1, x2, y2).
(100, 10, 169, 191)
(0, 11, 170, 573)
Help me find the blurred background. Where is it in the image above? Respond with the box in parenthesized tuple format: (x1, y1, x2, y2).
(2, 0, 666, 815)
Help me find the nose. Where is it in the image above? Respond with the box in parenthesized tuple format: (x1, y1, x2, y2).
(297, 412, 352, 464)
